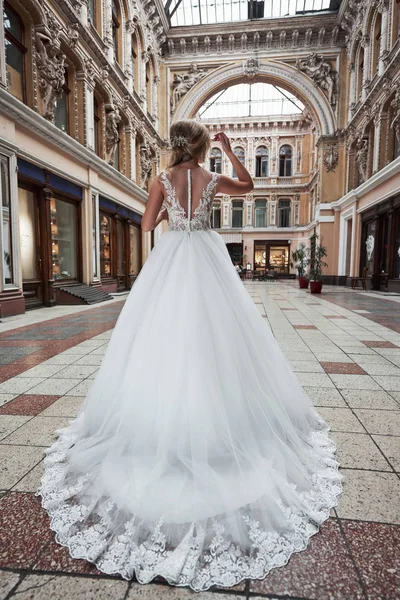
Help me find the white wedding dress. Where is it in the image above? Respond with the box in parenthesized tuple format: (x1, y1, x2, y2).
(38, 167, 342, 592)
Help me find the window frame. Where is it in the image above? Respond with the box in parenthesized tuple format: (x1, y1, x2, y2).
(279, 145, 293, 177)
(3, 2, 27, 103)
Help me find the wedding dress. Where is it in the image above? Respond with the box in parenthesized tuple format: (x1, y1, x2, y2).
(38, 166, 342, 592)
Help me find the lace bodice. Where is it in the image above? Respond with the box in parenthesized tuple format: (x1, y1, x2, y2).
(160, 169, 219, 232)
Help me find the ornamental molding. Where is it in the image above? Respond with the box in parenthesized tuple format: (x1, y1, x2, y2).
(0, 88, 148, 203)
(323, 144, 339, 172)
(172, 61, 336, 136)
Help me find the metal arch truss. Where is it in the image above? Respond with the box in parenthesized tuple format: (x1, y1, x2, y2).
(163, 0, 341, 28)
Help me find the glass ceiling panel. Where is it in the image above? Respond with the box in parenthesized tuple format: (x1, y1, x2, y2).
(164, 0, 336, 27)
(198, 83, 304, 119)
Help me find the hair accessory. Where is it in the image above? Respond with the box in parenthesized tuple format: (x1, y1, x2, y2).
(170, 135, 187, 148)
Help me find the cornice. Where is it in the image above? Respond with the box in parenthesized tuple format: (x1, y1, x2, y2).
(0, 89, 149, 204)
(331, 156, 400, 211)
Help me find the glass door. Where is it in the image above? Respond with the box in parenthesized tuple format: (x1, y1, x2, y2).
(50, 197, 78, 281)
(100, 213, 112, 278)
(116, 218, 126, 291)
(18, 186, 43, 308)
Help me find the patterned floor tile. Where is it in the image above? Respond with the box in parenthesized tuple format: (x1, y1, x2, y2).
(329, 374, 381, 390)
(317, 407, 365, 433)
(0, 395, 60, 416)
(72, 355, 104, 366)
(296, 372, 335, 388)
(0, 493, 52, 569)
(342, 521, 400, 600)
(321, 362, 366, 375)
(0, 378, 45, 395)
(0, 415, 31, 442)
(12, 460, 44, 492)
(126, 586, 245, 598)
(16, 364, 65, 379)
(337, 470, 400, 523)
(40, 396, 84, 418)
(1, 416, 70, 446)
(372, 435, 400, 471)
(358, 363, 400, 376)
(303, 387, 347, 407)
(0, 393, 19, 407)
(52, 365, 98, 380)
(339, 389, 399, 410)
(249, 519, 364, 599)
(293, 325, 317, 330)
(372, 375, 400, 391)
(354, 409, 400, 435)
(362, 340, 398, 348)
(0, 445, 43, 489)
(332, 432, 392, 471)
(7, 574, 129, 599)
(24, 379, 82, 396)
(288, 361, 324, 373)
(64, 380, 93, 396)
(33, 538, 102, 576)
(0, 571, 20, 598)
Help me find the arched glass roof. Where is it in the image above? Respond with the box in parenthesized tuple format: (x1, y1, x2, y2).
(164, 0, 340, 27)
(197, 83, 304, 120)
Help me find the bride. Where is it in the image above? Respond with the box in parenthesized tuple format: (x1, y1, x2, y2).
(38, 119, 342, 592)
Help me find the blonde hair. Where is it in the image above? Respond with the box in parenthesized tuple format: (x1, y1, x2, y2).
(168, 120, 210, 168)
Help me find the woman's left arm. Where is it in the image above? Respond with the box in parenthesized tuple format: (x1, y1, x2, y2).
(141, 177, 168, 232)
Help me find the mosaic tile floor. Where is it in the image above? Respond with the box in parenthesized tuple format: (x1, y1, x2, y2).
(0, 282, 399, 600)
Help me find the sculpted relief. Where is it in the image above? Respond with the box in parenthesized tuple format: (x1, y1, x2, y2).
(35, 31, 66, 121)
(171, 63, 207, 114)
(296, 53, 338, 110)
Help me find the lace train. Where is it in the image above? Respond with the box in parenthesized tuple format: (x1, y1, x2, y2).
(37, 423, 342, 592)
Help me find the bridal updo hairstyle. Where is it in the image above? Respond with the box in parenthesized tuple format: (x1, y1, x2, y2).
(168, 120, 210, 168)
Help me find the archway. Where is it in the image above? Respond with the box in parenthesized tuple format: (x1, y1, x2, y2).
(172, 60, 336, 135)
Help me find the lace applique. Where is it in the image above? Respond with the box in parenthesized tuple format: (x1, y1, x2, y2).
(37, 425, 342, 592)
(160, 171, 219, 232)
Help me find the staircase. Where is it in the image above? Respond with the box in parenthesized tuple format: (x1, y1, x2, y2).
(55, 284, 113, 305)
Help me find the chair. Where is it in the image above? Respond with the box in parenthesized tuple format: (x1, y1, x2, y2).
(350, 267, 368, 290)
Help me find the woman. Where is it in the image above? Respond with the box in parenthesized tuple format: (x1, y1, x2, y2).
(38, 119, 342, 592)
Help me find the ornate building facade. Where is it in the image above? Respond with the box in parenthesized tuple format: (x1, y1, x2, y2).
(0, 0, 399, 316)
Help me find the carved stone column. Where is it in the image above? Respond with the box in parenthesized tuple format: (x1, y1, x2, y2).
(104, 0, 114, 63)
(80, 61, 96, 150)
(221, 196, 231, 229)
(361, 37, 370, 102)
(244, 194, 254, 228)
(292, 194, 300, 226)
(348, 62, 356, 121)
(378, 3, 389, 76)
(125, 20, 135, 93)
(373, 112, 382, 174)
(128, 123, 137, 182)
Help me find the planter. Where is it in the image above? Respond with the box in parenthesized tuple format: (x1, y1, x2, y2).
(310, 281, 323, 294)
(298, 277, 309, 289)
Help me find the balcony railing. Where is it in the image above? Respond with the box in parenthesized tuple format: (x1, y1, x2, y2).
(253, 177, 303, 187)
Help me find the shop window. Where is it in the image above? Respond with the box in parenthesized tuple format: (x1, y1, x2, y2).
(18, 187, 37, 280)
(210, 147, 222, 174)
(129, 223, 140, 275)
(232, 200, 243, 228)
(279, 145, 292, 177)
(91, 193, 98, 279)
(254, 244, 267, 269)
(269, 246, 289, 273)
(100, 213, 112, 277)
(211, 202, 221, 228)
(278, 199, 291, 227)
(255, 199, 267, 227)
(50, 197, 77, 280)
(232, 147, 245, 178)
(0, 154, 13, 285)
(363, 220, 376, 272)
(117, 218, 125, 275)
(4, 3, 26, 102)
(54, 68, 70, 133)
(112, 0, 121, 65)
(255, 146, 269, 177)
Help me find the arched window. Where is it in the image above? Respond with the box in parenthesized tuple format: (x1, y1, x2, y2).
(4, 3, 26, 102)
(232, 200, 243, 228)
(255, 146, 268, 177)
(393, 0, 400, 47)
(255, 199, 267, 228)
(211, 201, 221, 228)
(210, 147, 222, 173)
(112, 0, 121, 64)
(54, 67, 70, 133)
(93, 95, 100, 156)
(279, 145, 292, 177)
(232, 147, 245, 178)
(278, 199, 291, 227)
(371, 12, 382, 77)
(357, 45, 364, 102)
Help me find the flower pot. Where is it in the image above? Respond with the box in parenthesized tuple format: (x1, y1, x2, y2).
(310, 281, 323, 294)
(298, 277, 309, 289)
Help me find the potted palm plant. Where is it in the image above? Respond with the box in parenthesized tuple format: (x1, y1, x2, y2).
(291, 244, 309, 289)
(307, 233, 328, 294)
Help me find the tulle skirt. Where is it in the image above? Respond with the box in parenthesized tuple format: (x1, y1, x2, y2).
(37, 229, 342, 592)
